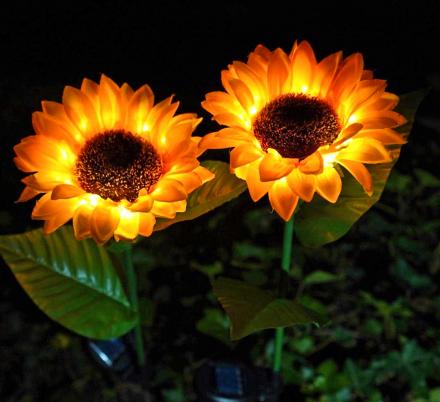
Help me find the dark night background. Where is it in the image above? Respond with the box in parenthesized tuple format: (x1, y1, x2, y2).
(1, 1, 440, 401)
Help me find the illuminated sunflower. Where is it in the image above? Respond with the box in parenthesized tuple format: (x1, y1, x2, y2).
(14, 75, 214, 243)
(201, 41, 406, 220)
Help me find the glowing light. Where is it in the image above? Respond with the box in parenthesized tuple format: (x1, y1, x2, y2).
(348, 114, 357, 124)
(300, 85, 309, 93)
(118, 205, 132, 219)
(79, 119, 88, 132)
(142, 122, 149, 132)
(323, 152, 337, 165)
(88, 194, 100, 207)
(249, 105, 258, 116)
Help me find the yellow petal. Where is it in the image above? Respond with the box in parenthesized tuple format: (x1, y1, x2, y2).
(268, 179, 299, 221)
(51, 184, 85, 200)
(151, 179, 187, 202)
(128, 195, 154, 212)
(316, 167, 342, 203)
(337, 138, 392, 164)
(259, 151, 294, 182)
(114, 209, 139, 240)
(337, 159, 373, 195)
(287, 169, 316, 202)
(90, 205, 120, 244)
(230, 144, 263, 169)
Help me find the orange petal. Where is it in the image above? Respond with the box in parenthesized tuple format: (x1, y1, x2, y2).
(346, 79, 386, 116)
(287, 169, 316, 202)
(316, 167, 342, 203)
(312, 51, 342, 97)
(80, 78, 100, 110)
(151, 179, 187, 202)
(337, 138, 392, 163)
(230, 144, 263, 169)
(329, 53, 364, 104)
(333, 123, 363, 145)
(290, 41, 316, 93)
(150, 201, 177, 219)
(98, 74, 121, 130)
(127, 84, 154, 133)
(129, 195, 154, 212)
(63, 86, 100, 135)
(353, 128, 406, 145)
(73, 205, 94, 240)
(51, 184, 85, 200)
(232, 61, 266, 105)
(259, 151, 294, 182)
(194, 166, 216, 184)
(229, 79, 255, 113)
(337, 159, 373, 195)
(268, 179, 299, 221)
(267, 48, 290, 99)
(356, 110, 407, 129)
(90, 205, 120, 244)
(17, 187, 41, 202)
(299, 152, 324, 174)
(138, 212, 156, 237)
(245, 161, 273, 201)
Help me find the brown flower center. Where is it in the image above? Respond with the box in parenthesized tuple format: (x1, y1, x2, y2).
(253, 93, 341, 159)
(75, 130, 162, 202)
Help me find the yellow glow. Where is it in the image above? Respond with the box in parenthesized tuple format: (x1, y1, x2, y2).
(249, 105, 258, 116)
(348, 114, 357, 124)
(300, 85, 309, 93)
(118, 205, 132, 219)
(323, 153, 337, 165)
(142, 122, 149, 132)
(88, 194, 100, 207)
(79, 118, 88, 132)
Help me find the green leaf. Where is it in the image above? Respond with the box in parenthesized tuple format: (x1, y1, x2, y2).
(154, 160, 247, 231)
(303, 270, 342, 285)
(196, 308, 231, 345)
(295, 89, 427, 248)
(0, 226, 136, 339)
(212, 277, 323, 340)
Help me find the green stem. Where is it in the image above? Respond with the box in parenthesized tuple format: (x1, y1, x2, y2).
(273, 215, 295, 373)
(123, 245, 146, 367)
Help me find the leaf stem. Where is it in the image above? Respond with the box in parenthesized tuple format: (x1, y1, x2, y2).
(122, 244, 146, 367)
(273, 215, 295, 373)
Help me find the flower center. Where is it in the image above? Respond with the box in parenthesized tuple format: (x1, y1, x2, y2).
(253, 93, 341, 159)
(75, 130, 162, 202)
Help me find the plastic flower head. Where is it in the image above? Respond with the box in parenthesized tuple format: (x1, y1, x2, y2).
(200, 41, 406, 221)
(14, 75, 214, 243)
